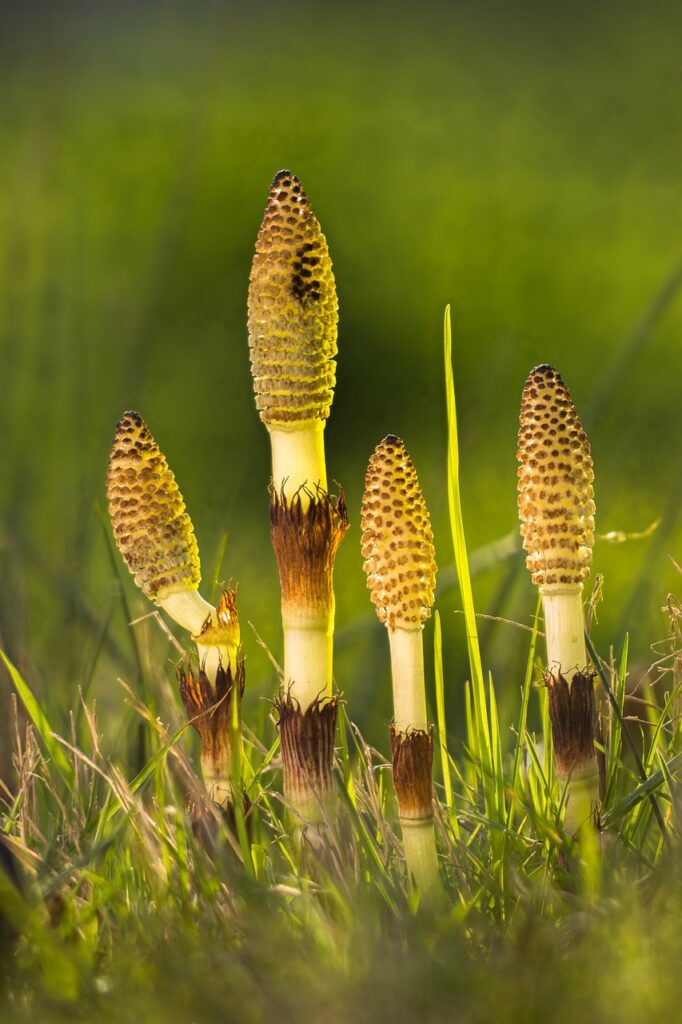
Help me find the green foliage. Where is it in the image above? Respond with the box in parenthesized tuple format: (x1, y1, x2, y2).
(2, 315, 682, 1021)
(2, 4, 682, 1018)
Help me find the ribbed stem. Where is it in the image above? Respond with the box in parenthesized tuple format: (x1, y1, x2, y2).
(401, 820, 441, 905)
(269, 421, 327, 501)
(179, 661, 244, 812)
(388, 627, 428, 733)
(267, 436, 346, 825)
(541, 587, 587, 681)
(277, 696, 338, 827)
(269, 421, 333, 708)
(282, 611, 334, 710)
(390, 720, 442, 901)
(159, 588, 213, 634)
(561, 764, 600, 836)
(542, 587, 600, 835)
(199, 754, 232, 809)
(159, 589, 231, 684)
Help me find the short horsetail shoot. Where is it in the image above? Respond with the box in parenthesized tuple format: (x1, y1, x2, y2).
(106, 411, 243, 808)
(361, 435, 441, 901)
(517, 365, 601, 837)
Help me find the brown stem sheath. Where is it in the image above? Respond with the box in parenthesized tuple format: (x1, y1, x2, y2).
(269, 485, 348, 719)
(269, 485, 348, 623)
(546, 669, 604, 832)
(390, 726, 435, 822)
(275, 695, 338, 823)
(179, 658, 245, 809)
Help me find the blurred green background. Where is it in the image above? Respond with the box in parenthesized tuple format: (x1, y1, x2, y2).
(0, 0, 680, 759)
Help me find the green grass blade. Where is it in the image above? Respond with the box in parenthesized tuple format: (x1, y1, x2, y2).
(601, 751, 682, 827)
(506, 596, 540, 829)
(1, 648, 75, 787)
(444, 306, 495, 820)
(585, 631, 669, 845)
(604, 634, 629, 807)
(433, 611, 453, 811)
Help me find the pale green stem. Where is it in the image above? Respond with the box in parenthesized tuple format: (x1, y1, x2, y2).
(159, 587, 214, 634)
(388, 627, 428, 733)
(161, 587, 238, 805)
(401, 820, 442, 906)
(200, 755, 232, 810)
(542, 585, 600, 834)
(561, 765, 600, 836)
(282, 609, 334, 710)
(268, 418, 337, 824)
(388, 626, 441, 898)
(158, 588, 231, 682)
(541, 586, 587, 680)
(269, 421, 327, 501)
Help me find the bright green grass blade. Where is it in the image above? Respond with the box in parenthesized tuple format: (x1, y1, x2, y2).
(604, 634, 629, 808)
(506, 596, 540, 830)
(443, 307, 488, 736)
(90, 719, 194, 843)
(1, 648, 75, 787)
(586, 631, 669, 845)
(231, 687, 253, 879)
(602, 751, 682, 827)
(443, 306, 495, 821)
(488, 672, 505, 820)
(337, 704, 357, 808)
(209, 529, 229, 603)
(463, 680, 477, 794)
(540, 685, 551, 786)
(335, 785, 399, 910)
(433, 611, 454, 812)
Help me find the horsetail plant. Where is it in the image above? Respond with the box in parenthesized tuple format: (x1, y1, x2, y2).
(107, 411, 243, 808)
(361, 435, 441, 901)
(517, 365, 602, 837)
(248, 171, 348, 823)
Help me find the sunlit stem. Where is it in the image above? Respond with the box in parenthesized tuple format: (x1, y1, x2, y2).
(282, 609, 334, 710)
(541, 586, 587, 681)
(387, 627, 441, 900)
(401, 821, 442, 906)
(542, 585, 600, 835)
(199, 754, 232, 810)
(562, 766, 600, 837)
(158, 588, 231, 683)
(388, 627, 428, 733)
(159, 587, 214, 634)
(269, 421, 327, 502)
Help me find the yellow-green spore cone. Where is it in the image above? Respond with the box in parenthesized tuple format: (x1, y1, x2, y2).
(247, 170, 338, 427)
(107, 411, 201, 602)
(361, 435, 437, 627)
(517, 364, 595, 594)
(361, 434, 437, 731)
(248, 171, 338, 498)
(517, 364, 596, 680)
